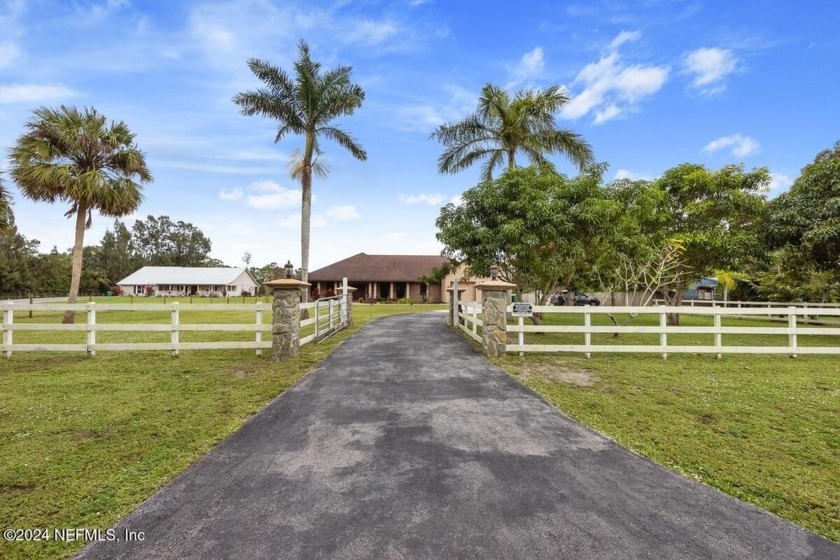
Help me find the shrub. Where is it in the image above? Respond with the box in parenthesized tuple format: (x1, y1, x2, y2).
(144, 285, 155, 297)
(397, 297, 413, 305)
(110, 285, 123, 296)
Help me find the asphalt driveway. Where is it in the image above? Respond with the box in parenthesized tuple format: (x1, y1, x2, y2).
(77, 312, 839, 559)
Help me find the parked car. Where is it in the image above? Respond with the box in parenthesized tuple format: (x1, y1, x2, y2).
(550, 290, 601, 306)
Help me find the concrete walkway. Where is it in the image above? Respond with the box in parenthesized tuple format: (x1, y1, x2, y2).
(77, 313, 839, 559)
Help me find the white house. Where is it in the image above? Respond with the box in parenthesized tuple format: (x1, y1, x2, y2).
(117, 267, 259, 297)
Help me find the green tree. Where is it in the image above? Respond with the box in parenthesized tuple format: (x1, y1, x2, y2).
(654, 163, 768, 323)
(131, 215, 212, 267)
(766, 141, 840, 277)
(233, 39, 367, 297)
(0, 223, 39, 296)
(431, 83, 594, 181)
(436, 165, 620, 318)
(29, 247, 72, 296)
(8, 106, 151, 322)
(96, 220, 143, 284)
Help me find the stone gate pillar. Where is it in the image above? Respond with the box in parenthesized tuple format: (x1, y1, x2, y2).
(475, 279, 516, 357)
(263, 278, 310, 360)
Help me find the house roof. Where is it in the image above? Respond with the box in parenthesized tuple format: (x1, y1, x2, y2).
(308, 253, 448, 283)
(117, 266, 256, 286)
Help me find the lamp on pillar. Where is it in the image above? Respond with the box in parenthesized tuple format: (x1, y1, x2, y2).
(284, 260, 294, 279)
(490, 263, 499, 280)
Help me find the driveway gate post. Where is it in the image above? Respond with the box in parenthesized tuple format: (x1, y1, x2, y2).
(263, 278, 310, 360)
(475, 278, 516, 357)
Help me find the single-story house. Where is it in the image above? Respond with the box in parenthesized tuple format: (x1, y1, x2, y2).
(308, 253, 449, 303)
(117, 266, 259, 297)
(308, 253, 490, 303)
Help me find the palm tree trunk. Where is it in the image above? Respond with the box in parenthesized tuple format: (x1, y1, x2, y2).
(300, 165, 312, 304)
(508, 149, 516, 170)
(63, 203, 88, 324)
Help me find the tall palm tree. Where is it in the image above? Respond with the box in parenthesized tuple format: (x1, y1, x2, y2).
(9, 105, 151, 323)
(431, 83, 594, 180)
(233, 39, 367, 297)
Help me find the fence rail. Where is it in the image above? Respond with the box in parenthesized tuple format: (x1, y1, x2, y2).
(505, 305, 840, 358)
(457, 303, 483, 343)
(2, 301, 276, 357)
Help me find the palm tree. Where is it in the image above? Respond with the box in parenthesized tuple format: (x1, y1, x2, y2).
(431, 83, 594, 180)
(233, 40, 367, 297)
(0, 172, 12, 234)
(9, 105, 151, 323)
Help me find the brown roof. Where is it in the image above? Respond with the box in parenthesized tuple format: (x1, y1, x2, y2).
(308, 253, 448, 283)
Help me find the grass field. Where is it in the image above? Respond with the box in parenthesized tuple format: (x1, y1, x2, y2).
(483, 310, 839, 541)
(489, 311, 839, 542)
(0, 302, 445, 560)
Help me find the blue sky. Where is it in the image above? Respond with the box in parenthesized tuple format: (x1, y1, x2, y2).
(0, 0, 837, 270)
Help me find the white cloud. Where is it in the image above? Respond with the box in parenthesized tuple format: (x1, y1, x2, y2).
(395, 84, 477, 132)
(682, 47, 739, 95)
(324, 205, 360, 222)
(219, 188, 243, 201)
(0, 84, 77, 104)
(399, 193, 444, 206)
(449, 194, 464, 206)
(339, 20, 400, 46)
(560, 32, 669, 124)
(614, 169, 653, 181)
(610, 30, 641, 50)
(279, 205, 360, 228)
(0, 42, 20, 68)
(509, 47, 545, 85)
(703, 134, 759, 158)
(768, 172, 793, 197)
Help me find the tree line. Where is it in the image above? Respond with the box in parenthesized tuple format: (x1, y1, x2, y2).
(0, 215, 214, 297)
(436, 143, 840, 325)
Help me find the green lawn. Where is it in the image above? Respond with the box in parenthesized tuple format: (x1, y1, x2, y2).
(0, 302, 445, 560)
(492, 349, 840, 542)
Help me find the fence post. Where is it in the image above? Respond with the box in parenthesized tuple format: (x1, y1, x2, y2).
(518, 315, 524, 357)
(263, 278, 310, 361)
(86, 302, 96, 357)
(315, 299, 321, 339)
(584, 306, 592, 359)
(171, 302, 179, 357)
(3, 301, 12, 358)
(472, 306, 479, 336)
(714, 310, 722, 359)
(475, 278, 516, 357)
(659, 306, 668, 360)
(788, 306, 797, 358)
(449, 278, 460, 327)
(328, 298, 334, 332)
(255, 303, 263, 357)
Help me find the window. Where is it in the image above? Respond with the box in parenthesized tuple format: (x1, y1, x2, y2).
(228, 285, 237, 292)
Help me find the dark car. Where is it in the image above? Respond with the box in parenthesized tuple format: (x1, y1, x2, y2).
(550, 290, 600, 306)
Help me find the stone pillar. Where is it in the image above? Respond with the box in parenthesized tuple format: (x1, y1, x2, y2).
(263, 278, 310, 361)
(476, 279, 516, 357)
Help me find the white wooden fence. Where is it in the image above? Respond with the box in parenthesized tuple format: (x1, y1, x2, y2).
(506, 305, 840, 357)
(457, 303, 483, 343)
(0, 300, 342, 357)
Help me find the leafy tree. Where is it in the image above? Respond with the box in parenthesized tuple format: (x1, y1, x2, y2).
(0, 223, 39, 296)
(431, 83, 594, 181)
(88, 220, 144, 286)
(29, 247, 72, 296)
(654, 163, 768, 323)
(8, 105, 151, 322)
(131, 215, 212, 267)
(233, 39, 367, 298)
(766, 141, 840, 280)
(249, 262, 285, 294)
(436, 165, 620, 320)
